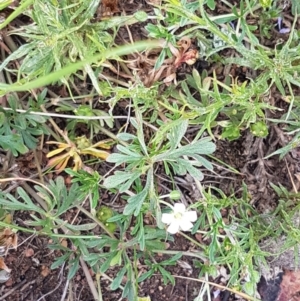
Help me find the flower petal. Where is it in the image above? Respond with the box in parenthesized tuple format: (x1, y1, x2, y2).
(183, 211, 197, 222)
(161, 213, 175, 225)
(179, 220, 194, 232)
(173, 203, 186, 214)
(167, 222, 180, 234)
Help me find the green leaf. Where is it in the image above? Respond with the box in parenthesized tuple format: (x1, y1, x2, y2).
(51, 253, 70, 270)
(76, 239, 90, 257)
(122, 280, 136, 301)
(117, 133, 137, 141)
(291, 0, 300, 15)
(178, 159, 204, 180)
(111, 266, 127, 290)
(83, 253, 103, 263)
(104, 171, 140, 189)
(68, 257, 80, 280)
(138, 226, 145, 251)
(243, 281, 255, 296)
(84, 64, 102, 95)
(206, 0, 216, 10)
(100, 252, 117, 273)
(155, 137, 216, 161)
(64, 223, 97, 231)
(134, 11, 148, 22)
(0, 134, 28, 156)
(167, 119, 189, 150)
(123, 169, 153, 216)
(131, 113, 148, 156)
(158, 266, 175, 285)
(0, 0, 34, 30)
(119, 175, 141, 193)
(0, 188, 44, 213)
(192, 154, 214, 170)
(17, 187, 45, 211)
(137, 269, 154, 282)
(154, 49, 166, 70)
(110, 250, 123, 267)
(116, 145, 142, 158)
(106, 153, 141, 165)
(144, 239, 166, 251)
(162, 252, 182, 265)
(56, 184, 82, 215)
(264, 136, 300, 159)
(124, 188, 148, 216)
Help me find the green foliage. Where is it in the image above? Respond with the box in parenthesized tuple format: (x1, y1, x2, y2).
(265, 99, 300, 159)
(59, 104, 114, 136)
(65, 169, 101, 210)
(0, 0, 14, 10)
(2, 0, 300, 299)
(165, 69, 276, 140)
(104, 115, 215, 216)
(0, 174, 173, 300)
(138, 252, 182, 285)
(0, 0, 109, 93)
(250, 121, 269, 138)
(191, 186, 271, 293)
(0, 94, 48, 155)
(0, 134, 29, 156)
(0, 0, 34, 30)
(257, 6, 281, 38)
(291, 0, 300, 15)
(0, 177, 90, 233)
(0, 0, 154, 95)
(259, 0, 273, 9)
(96, 206, 117, 233)
(106, 80, 160, 122)
(80, 226, 171, 299)
(0, 40, 159, 96)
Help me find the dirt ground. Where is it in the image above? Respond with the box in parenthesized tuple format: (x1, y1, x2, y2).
(1, 0, 300, 300)
(1, 230, 202, 300)
(2, 131, 299, 301)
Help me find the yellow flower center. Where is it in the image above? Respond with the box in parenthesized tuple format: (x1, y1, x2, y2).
(174, 212, 182, 219)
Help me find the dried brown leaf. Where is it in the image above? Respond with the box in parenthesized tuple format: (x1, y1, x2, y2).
(125, 36, 198, 87)
(101, 0, 119, 16)
(0, 228, 18, 252)
(0, 257, 11, 273)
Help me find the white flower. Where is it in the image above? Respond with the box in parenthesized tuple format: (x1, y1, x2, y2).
(161, 203, 197, 234)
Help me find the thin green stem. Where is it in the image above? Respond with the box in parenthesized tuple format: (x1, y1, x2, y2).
(152, 249, 206, 261)
(77, 205, 117, 239)
(179, 231, 206, 250)
(159, 200, 174, 209)
(0, 221, 102, 239)
(1, 107, 128, 120)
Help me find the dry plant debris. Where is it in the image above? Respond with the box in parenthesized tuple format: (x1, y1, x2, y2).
(46, 135, 111, 173)
(1, 0, 300, 300)
(127, 37, 199, 87)
(100, 0, 119, 16)
(0, 215, 17, 274)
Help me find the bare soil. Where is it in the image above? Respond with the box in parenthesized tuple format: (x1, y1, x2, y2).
(1, 0, 300, 300)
